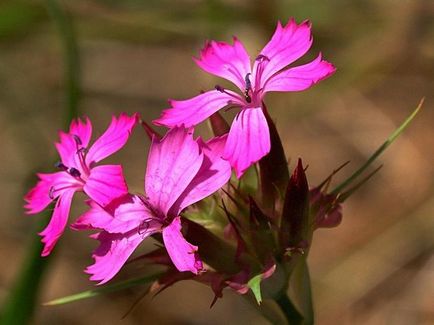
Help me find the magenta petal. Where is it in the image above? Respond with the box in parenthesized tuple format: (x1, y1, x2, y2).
(194, 37, 251, 91)
(73, 195, 155, 234)
(145, 127, 203, 215)
(84, 164, 128, 206)
(39, 189, 76, 256)
(153, 90, 242, 128)
(223, 108, 270, 178)
(24, 172, 80, 214)
(55, 117, 92, 169)
(162, 216, 203, 274)
(264, 54, 336, 92)
(69, 116, 92, 148)
(85, 231, 146, 285)
(254, 19, 313, 88)
(86, 113, 138, 165)
(174, 135, 231, 211)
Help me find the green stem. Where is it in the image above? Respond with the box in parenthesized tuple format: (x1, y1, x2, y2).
(0, 216, 51, 324)
(0, 1, 80, 324)
(46, 0, 80, 127)
(275, 293, 303, 325)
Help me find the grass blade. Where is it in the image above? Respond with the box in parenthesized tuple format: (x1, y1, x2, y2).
(331, 99, 424, 195)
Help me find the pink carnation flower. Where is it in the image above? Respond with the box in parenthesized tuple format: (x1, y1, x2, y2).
(154, 19, 335, 177)
(24, 113, 138, 256)
(73, 127, 231, 284)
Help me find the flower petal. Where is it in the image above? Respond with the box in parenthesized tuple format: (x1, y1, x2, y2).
(264, 54, 335, 92)
(253, 19, 313, 89)
(72, 194, 156, 234)
(55, 117, 92, 169)
(69, 116, 92, 148)
(145, 128, 203, 215)
(153, 90, 243, 128)
(39, 189, 76, 256)
(194, 37, 251, 91)
(85, 231, 147, 285)
(86, 113, 138, 165)
(223, 108, 270, 178)
(84, 164, 129, 206)
(162, 216, 203, 274)
(24, 172, 81, 214)
(173, 135, 231, 211)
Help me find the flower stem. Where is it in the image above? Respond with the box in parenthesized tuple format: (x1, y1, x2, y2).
(275, 293, 304, 325)
(0, 1, 80, 324)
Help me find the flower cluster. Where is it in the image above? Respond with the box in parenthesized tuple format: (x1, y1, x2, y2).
(25, 19, 337, 302)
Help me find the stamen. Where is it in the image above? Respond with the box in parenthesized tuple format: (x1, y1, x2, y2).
(68, 167, 81, 178)
(137, 217, 163, 237)
(49, 186, 55, 199)
(244, 73, 252, 90)
(254, 55, 270, 93)
(54, 161, 68, 171)
(255, 54, 270, 62)
(214, 85, 244, 103)
(76, 147, 87, 155)
(215, 85, 225, 92)
(244, 73, 252, 103)
(72, 134, 82, 146)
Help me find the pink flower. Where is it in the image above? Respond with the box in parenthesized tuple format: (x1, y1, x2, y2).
(24, 113, 138, 256)
(154, 19, 335, 177)
(74, 127, 231, 284)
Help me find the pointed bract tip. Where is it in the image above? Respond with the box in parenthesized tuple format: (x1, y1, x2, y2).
(141, 120, 162, 141)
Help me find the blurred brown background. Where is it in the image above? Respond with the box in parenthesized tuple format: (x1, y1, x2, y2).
(0, 0, 433, 324)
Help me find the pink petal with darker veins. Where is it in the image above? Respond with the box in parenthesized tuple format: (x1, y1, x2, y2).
(162, 216, 203, 274)
(264, 54, 336, 92)
(153, 90, 243, 128)
(253, 19, 313, 89)
(84, 164, 128, 207)
(173, 134, 231, 212)
(145, 128, 203, 215)
(86, 113, 138, 165)
(223, 107, 270, 178)
(194, 37, 251, 91)
(39, 189, 76, 256)
(55, 117, 92, 170)
(86, 231, 149, 285)
(72, 194, 155, 234)
(24, 172, 81, 214)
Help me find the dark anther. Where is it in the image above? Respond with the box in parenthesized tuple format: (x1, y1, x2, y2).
(48, 186, 55, 199)
(244, 91, 252, 103)
(255, 54, 270, 62)
(68, 167, 81, 178)
(138, 220, 150, 235)
(244, 73, 252, 90)
(72, 134, 82, 145)
(215, 85, 224, 92)
(76, 147, 87, 155)
(54, 161, 68, 171)
(244, 73, 252, 103)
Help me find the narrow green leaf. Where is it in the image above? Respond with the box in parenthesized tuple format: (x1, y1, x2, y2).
(332, 99, 424, 195)
(44, 273, 162, 306)
(248, 274, 263, 304)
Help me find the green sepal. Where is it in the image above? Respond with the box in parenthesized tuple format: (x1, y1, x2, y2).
(248, 274, 264, 304)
